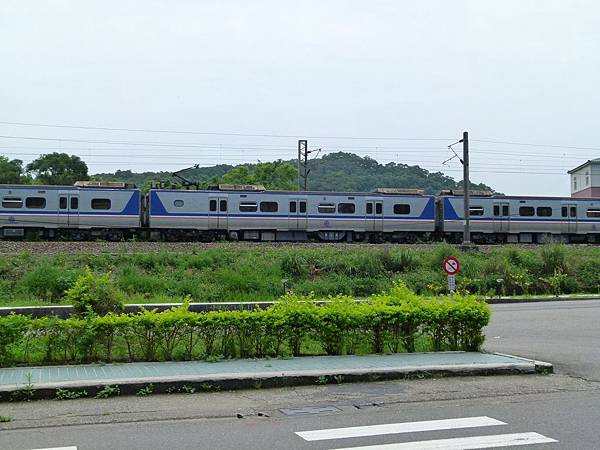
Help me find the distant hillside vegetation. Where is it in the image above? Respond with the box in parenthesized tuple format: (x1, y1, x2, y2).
(94, 152, 494, 194)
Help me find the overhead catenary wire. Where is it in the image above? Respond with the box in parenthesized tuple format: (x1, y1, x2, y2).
(0, 121, 453, 141)
(2, 120, 600, 151)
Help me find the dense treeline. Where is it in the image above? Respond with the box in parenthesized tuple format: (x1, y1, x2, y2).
(2, 151, 494, 193)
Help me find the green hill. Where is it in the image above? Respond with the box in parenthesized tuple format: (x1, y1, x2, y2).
(94, 152, 494, 194)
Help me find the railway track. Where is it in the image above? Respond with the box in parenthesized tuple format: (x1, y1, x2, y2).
(0, 240, 593, 256)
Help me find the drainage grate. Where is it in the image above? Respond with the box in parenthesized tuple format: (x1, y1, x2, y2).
(280, 406, 342, 416)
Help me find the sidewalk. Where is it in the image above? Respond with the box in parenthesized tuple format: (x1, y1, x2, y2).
(0, 352, 552, 401)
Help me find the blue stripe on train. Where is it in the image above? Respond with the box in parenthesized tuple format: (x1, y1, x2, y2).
(0, 191, 140, 216)
(150, 195, 436, 220)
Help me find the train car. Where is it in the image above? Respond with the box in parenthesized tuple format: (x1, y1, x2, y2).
(0, 183, 141, 240)
(148, 186, 436, 242)
(440, 192, 600, 244)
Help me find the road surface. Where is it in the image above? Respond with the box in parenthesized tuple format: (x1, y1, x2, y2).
(1, 300, 599, 450)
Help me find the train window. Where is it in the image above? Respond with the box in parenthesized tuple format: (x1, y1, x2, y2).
(469, 206, 484, 216)
(2, 197, 22, 208)
(318, 203, 335, 213)
(562, 207, 568, 217)
(289, 201, 297, 213)
(60, 197, 67, 209)
(299, 201, 306, 213)
(219, 200, 227, 212)
(503, 205, 509, 216)
(25, 197, 46, 209)
(537, 207, 552, 217)
(337, 203, 355, 214)
(493, 205, 500, 217)
(173, 200, 184, 207)
(367, 203, 373, 214)
(519, 206, 535, 216)
(375, 203, 382, 214)
(571, 206, 577, 217)
(91, 199, 111, 210)
(260, 201, 278, 212)
(586, 208, 600, 217)
(71, 197, 78, 210)
(394, 204, 411, 215)
(239, 202, 258, 212)
(210, 200, 217, 212)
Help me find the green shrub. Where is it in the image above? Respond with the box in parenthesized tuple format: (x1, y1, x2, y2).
(380, 249, 421, 273)
(66, 268, 124, 317)
(20, 262, 78, 302)
(0, 285, 491, 367)
(540, 244, 568, 276)
(281, 253, 310, 277)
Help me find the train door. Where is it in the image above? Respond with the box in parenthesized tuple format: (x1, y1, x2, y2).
(217, 197, 228, 229)
(58, 193, 79, 227)
(367, 200, 384, 232)
(493, 201, 510, 233)
(288, 198, 307, 231)
(208, 195, 228, 230)
(561, 203, 577, 234)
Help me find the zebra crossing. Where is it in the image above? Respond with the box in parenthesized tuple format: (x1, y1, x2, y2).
(295, 416, 557, 449)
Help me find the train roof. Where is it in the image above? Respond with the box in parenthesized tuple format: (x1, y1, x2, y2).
(0, 184, 139, 192)
(151, 188, 433, 197)
(440, 193, 600, 201)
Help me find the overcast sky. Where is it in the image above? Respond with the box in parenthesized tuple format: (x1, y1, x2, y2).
(1, 0, 599, 195)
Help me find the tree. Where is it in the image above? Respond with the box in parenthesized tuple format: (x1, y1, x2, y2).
(26, 153, 89, 185)
(219, 161, 297, 190)
(0, 156, 25, 184)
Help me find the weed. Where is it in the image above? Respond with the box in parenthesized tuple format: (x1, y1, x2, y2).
(95, 385, 120, 399)
(0, 416, 12, 422)
(55, 388, 87, 400)
(136, 384, 154, 397)
(205, 354, 225, 363)
(11, 372, 35, 402)
(316, 376, 329, 385)
(181, 385, 196, 394)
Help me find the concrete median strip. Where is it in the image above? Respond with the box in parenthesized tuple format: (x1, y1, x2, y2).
(0, 352, 552, 401)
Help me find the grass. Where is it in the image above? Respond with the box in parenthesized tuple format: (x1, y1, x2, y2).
(2, 244, 600, 307)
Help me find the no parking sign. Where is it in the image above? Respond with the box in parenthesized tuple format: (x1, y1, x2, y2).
(443, 257, 461, 276)
(443, 257, 461, 293)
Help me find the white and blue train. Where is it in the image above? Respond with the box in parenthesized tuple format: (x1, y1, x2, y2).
(2, 182, 600, 243)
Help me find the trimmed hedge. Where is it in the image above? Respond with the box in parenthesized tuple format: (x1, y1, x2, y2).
(0, 285, 490, 367)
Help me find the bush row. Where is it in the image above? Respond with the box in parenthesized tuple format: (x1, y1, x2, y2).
(0, 285, 490, 367)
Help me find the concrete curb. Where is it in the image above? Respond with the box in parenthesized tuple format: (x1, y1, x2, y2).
(486, 296, 600, 304)
(0, 354, 551, 402)
(490, 352, 554, 374)
(2, 297, 599, 318)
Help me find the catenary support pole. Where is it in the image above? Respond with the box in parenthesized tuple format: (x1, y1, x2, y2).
(462, 131, 471, 245)
(297, 140, 307, 191)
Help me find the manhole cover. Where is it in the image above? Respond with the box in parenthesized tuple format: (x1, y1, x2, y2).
(280, 406, 342, 416)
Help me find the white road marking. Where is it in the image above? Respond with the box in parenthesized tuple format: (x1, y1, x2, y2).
(332, 432, 557, 450)
(295, 416, 505, 441)
(32, 447, 77, 450)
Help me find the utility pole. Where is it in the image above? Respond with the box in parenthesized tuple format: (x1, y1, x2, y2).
(462, 131, 471, 245)
(297, 139, 309, 191)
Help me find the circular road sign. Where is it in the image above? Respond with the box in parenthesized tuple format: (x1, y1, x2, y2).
(443, 256, 461, 275)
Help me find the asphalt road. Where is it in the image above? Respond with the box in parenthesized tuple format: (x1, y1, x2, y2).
(2, 300, 600, 450)
(485, 300, 600, 380)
